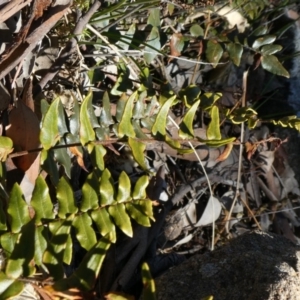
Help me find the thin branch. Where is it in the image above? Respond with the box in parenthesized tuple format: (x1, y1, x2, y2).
(94, 4, 144, 34)
(167, 115, 216, 250)
(83, 50, 228, 65)
(8, 136, 214, 159)
(0, 0, 32, 24)
(86, 23, 140, 82)
(33, 0, 101, 98)
(225, 70, 248, 234)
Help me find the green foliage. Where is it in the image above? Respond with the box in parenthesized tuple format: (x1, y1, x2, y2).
(1, 0, 300, 298)
(40, 97, 68, 150)
(179, 100, 200, 139)
(0, 161, 152, 295)
(272, 115, 300, 131)
(141, 262, 157, 300)
(7, 184, 30, 234)
(0, 137, 13, 162)
(0, 272, 24, 300)
(206, 40, 224, 68)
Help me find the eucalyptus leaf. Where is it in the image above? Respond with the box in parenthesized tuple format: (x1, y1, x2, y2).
(261, 44, 282, 55)
(190, 24, 204, 37)
(251, 25, 268, 36)
(144, 26, 160, 64)
(206, 40, 223, 68)
(227, 42, 243, 66)
(148, 8, 160, 27)
(261, 55, 289, 78)
(252, 35, 276, 49)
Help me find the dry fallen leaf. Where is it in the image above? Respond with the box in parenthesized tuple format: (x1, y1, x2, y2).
(169, 33, 183, 62)
(20, 153, 41, 203)
(22, 77, 34, 112)
(0, 2, 71, 80)
(245, 141, 257, 160)
(105, 292, 135, 300)
(43, 285, 96, 300)
(69, 146, 88, 172)
(6, 101, 40, 171)
(216, 142, 233, 162)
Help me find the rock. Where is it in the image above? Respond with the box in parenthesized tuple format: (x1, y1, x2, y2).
(155, 231, 300, 300)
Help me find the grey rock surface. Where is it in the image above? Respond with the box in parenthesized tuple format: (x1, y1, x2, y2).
(155, 231, 300, 300)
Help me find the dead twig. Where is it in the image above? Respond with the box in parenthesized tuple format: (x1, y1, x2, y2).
(0, 0, 32, 24)
(225, 70, 248, 235)
(32, 0, 101, 98)
(0, 2, 71, 80)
